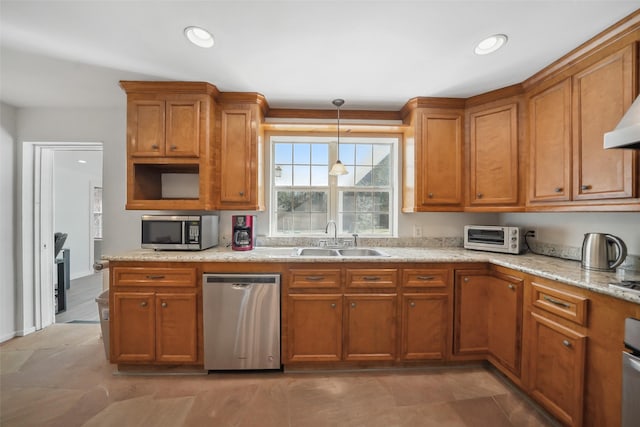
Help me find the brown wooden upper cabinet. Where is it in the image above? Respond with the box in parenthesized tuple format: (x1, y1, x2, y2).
(402, 100, 465, 212)
(120, 81, 217, 210)
(468, 102, 520, 208)
(216, 94, 267, 210)
(527, 45, 638, 209)
(572, 45, 636, 201)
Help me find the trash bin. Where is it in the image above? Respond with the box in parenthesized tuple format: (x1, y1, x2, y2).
(95, 289, 109, 359)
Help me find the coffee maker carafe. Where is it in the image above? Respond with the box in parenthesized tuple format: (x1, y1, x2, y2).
(232, 215, 255, 251)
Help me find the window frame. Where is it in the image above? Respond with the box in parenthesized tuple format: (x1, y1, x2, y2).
(267, 131, 400, 238)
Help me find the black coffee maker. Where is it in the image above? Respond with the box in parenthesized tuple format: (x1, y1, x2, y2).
(232, 215, 255, 251)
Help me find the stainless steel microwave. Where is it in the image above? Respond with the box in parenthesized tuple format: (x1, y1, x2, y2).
(463, 225, 524, 254)
(141, 215, 219, 251)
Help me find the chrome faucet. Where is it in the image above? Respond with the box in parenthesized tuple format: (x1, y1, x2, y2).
(325, 220, 337, 244)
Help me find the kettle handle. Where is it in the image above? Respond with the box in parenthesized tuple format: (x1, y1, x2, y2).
(606, 234, 627, 269)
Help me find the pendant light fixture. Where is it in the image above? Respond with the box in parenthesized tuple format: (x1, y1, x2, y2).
(329, 98, 348, 176)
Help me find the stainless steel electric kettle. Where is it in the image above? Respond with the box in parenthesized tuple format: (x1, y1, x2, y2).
(581, 233, 627, 271)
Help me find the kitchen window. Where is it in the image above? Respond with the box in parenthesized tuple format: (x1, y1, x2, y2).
(270, 135, 398, 237)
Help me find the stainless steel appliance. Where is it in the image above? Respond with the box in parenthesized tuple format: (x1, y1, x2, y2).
(604, 94, 640, 149)
(463, 225, 524, 254)
(231, 215, 256, 251)
(141, 214, 218, 251)
(203, 273, 280, 370)
(610, 280, 640, 295)
(622, 317, 640, 427)
(581, 232, 627, 271)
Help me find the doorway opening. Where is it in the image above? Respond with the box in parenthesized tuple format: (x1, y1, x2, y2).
(20, 141, 103, 333)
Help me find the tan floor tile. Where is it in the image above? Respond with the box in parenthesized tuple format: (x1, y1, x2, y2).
(83, 395, 194, 427)
(0, 349, 33, 374)
(448, 396, 513, 427)
(0, 387, 85, 427)
(493, 393, 559, 427)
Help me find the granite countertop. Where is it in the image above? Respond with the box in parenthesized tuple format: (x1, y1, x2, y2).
(104, 246, 640, 304)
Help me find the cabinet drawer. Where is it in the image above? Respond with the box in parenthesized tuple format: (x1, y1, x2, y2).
(402, 269, 450, 288)
(346, 269, 397, 289)
(531, 282, 588, 326)
(113, 267, 197, 287)
(289, 269, 341, 289)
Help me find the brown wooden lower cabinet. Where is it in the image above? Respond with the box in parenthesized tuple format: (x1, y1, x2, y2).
(286, 294, 342, 362)
(488, 272, 523, 377)
(344, 294, 397, 361)
(112, 291, 198, 363)
(401, 293, 449, 360)
(528, 311, 586, 427)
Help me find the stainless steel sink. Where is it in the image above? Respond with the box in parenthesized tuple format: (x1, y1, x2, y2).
(338, 248, 389, 257)
(294, 248, 340, 256)
(292, 247, 389, 257)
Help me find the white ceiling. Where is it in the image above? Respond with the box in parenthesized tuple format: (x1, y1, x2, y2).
(1, 1, 638, 111)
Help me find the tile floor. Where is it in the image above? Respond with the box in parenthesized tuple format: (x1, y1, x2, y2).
(1, 324, 558, 427)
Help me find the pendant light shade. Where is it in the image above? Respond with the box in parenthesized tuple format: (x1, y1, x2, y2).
(329, 98, 348, 176)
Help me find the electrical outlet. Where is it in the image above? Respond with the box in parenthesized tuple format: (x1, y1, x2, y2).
(527, 229, 536, 239)
(413, 225, 423, 238)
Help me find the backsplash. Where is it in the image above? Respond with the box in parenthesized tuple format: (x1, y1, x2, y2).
(256, 236, 464, 248)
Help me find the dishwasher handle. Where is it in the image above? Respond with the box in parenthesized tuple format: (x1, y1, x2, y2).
(232, 283, 252, 290)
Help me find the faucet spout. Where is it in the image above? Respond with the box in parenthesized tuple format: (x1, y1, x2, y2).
(325, 220, 337, 241)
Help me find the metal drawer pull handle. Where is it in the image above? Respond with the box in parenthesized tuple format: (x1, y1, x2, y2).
(146, 275, 165, 280)
(161, 302, 167, 308)
(562, 339, 571, 348)
(140, 301, 148, 307)
(304, 276, 325, 281)
(417, 276, 435, 281)
(363, 276, 381, 281)
(543, 295, 571, 308)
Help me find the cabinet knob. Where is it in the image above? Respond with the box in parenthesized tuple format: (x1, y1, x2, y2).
(351, 302, 357, 308)
(428, 192, 434, 198)
(140, 301, 148, 308)
(463, 277, 469, 283)
(554, 187, 563, 193)
(170, 145, 177, 150)
(161, 302, 167, 308)
(410, 301, 416, 308)
(580, 184, 592, 191)
(151, 144, 159, 150)
(477, 193, 483, 199)
(239, 191, 245, 196)
(330, 303, 336, 308)
(562, 339, 571, 348)
(508, 284, 515, 290)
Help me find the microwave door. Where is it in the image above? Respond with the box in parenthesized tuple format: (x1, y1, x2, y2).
(142, 220, 184, 249)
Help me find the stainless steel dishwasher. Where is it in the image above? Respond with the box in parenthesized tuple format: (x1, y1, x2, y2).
(203, 273, 280, 370)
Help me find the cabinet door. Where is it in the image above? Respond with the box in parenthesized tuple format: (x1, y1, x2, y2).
(344, 294, 397, 361)
(287, 294, 342, 362)
(529, 312, 586, 427)
(573, 45, 635, 200)
(419, 111, 463, 206)
(219, 109, 253, 206)
(469, 103, 519, 205)
(528, 79, 572, 203)
(112, 292, 155, 362)
(155, 293, 198, 363)
(401, 293, 449, 360)
(165, 98, 201, 157)
(488, 274, 523, 376)
(128, 100, 165, 157)
(454, 272, 489, 355)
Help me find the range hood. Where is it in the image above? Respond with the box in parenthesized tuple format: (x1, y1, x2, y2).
(604, 95, 640, 149)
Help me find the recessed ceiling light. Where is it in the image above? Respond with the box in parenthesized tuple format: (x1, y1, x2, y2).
(474, 34, 508, 55)
(184, 26, 214, 48)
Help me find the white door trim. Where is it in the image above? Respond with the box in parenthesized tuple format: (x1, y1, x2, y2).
(19, 141, 103, 334)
